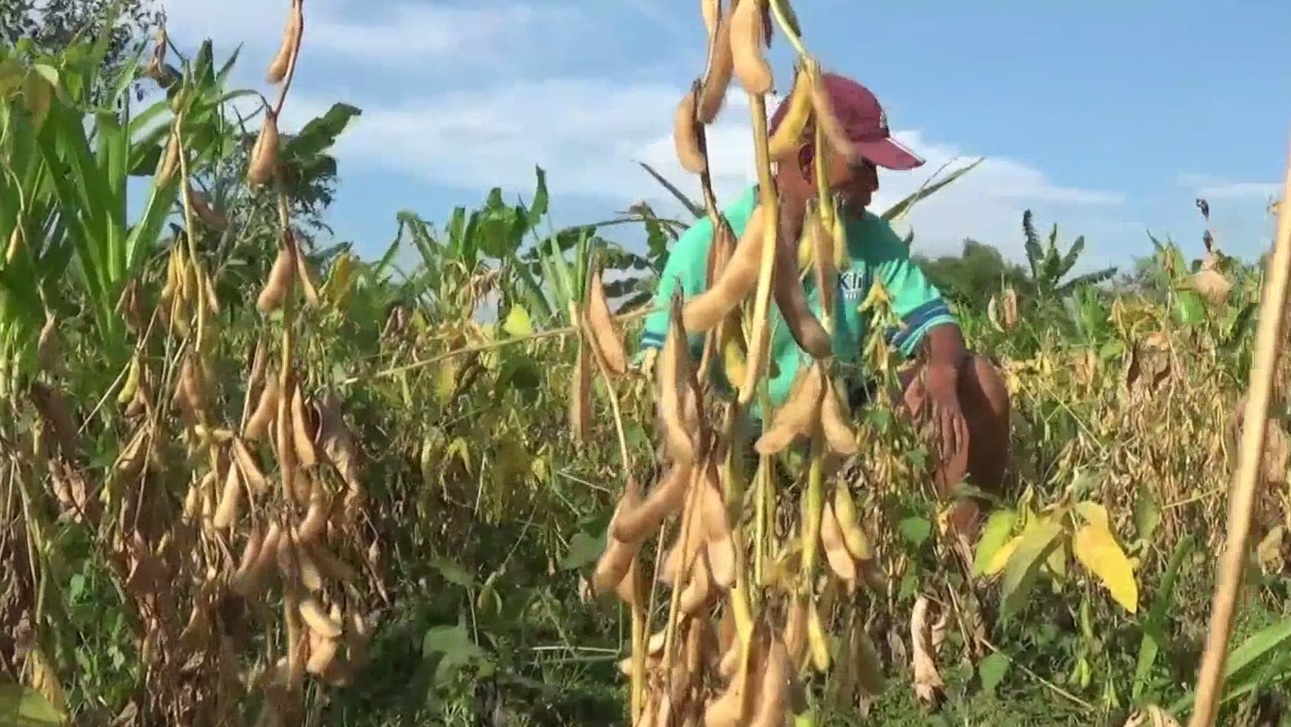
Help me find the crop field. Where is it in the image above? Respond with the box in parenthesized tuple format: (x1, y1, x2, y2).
(2, 2, 1291, 727)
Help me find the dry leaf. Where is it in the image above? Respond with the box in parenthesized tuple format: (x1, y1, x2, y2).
(1190, 268, 1231, 304)
(1122, 705, 1182, 727)
(568, 342, 593, 443)
(585, 267, 628, 375)
(909, 596, 945, 708)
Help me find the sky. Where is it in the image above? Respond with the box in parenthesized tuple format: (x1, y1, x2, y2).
(156, 0, 1291, 273)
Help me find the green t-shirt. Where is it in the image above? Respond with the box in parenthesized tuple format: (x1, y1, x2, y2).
(639, 185, 956, 419)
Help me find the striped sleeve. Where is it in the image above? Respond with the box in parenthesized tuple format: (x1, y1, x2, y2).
(863, 219, 957, 358)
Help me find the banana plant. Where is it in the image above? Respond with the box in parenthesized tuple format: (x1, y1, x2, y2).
(0, 29, 243, 391)
(1020, 210, 1117, 303)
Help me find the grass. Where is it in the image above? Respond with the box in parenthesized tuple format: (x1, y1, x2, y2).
(3, 10, 1291, 727)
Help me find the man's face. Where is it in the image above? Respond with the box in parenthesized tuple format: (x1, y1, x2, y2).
(823, 148, 879, 216)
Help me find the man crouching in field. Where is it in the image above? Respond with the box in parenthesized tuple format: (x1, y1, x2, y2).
(638, 71, 1011, 540)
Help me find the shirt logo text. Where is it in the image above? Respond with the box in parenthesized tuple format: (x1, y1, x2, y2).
(840, 271, 866, 301)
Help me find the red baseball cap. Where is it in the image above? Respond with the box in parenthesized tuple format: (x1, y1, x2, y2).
(769, 72, 924, 171)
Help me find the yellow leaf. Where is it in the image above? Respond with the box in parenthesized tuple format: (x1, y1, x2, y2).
(434, 361, 458, 402)
(1075, 501, 1111, 530)
(983, 534, 1020, 576)
(320, 252, 358, 308)
(502, 305, 532, 337)
(1046, 539, 1068, 581)
(973, 509, 1017, 575)
(21, 72, 51, 130)
(1072, 522, 1139, 614)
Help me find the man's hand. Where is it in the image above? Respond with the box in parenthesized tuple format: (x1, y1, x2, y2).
(925, 360, 968, 467)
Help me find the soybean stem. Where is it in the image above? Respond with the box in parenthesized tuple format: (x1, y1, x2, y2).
(1188, 130, 1291, 726)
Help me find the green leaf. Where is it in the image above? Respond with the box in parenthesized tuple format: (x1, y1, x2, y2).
(974, 509, 1017, 575)
(422, 622, 480, 658)
(429, 557, 475, 587)
(0, 683, 64, 725)
(977, 651, 1011, 695)
(637, 162, 704, 218)
(561, 530, 605, 570)
(422, 620, 486, 686)
(526, 166, 549, 226)
(284, 102, 362, 161)
(881, 158, 982, 222)
(1133, 488, 1161, 544)
(1000, 518, 1064, 618)
(494, 357, 542, 402)
(1172, 290, 1205, 326)
(898, 516, 931, 546)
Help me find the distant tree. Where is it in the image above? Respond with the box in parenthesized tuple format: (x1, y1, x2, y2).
(915, 239, 1028, 310)
(2, 0, 164, 103)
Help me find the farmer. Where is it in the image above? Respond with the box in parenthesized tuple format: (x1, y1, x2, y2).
(638, 71, 1011, 540)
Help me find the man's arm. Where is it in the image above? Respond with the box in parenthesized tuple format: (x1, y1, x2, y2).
(635, 219, 714, 371)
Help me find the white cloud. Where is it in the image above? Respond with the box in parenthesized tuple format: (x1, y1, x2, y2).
(1178, 173, 1279, 202)
(155, 0, 1134, 262)
(161, 0, 577, 71)
(296, 78, 1128, 259)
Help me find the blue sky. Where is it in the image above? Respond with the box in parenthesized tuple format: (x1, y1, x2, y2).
(159, 0, 1291, 273)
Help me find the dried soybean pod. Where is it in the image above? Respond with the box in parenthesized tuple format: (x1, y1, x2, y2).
(767, 69, 813, 160)
(299, 597, 343, 639)
(305, 633, 339, 676)
(245, 374, 279, 440)
(696, 11, 735, 123)
(612, 464, 691, 542)
(771, 236, 832, 358)
(820, 500, 857, 582)
(658, 296, 698, 466)
(290, 383, 317, 468)
(297, 489, 330, 543)
(212, 462, 245, 529)
(257, 236, 295, 314)
(754, 365, 822, 455)
(231, 437, 270, 495)
(593, 493, 642, 594)
(673, 86, 706, 174)
(247, 110, 281, 187)
(678, 552, 714, 615)
(699, 465, 736, 587)
(819, 378, 859, 456)
(682, 205, 766, 331)
(156, 131, 180, 184)
(831, 484, 872, 560)
(230, 524, 272, 597)
(783, 597, 808, 668)
(569, 340, 593, 442)
(659, 487, 708, 584)
(586, 266, 627, 374)
(613, 556, 644, 608)
(308, 542, 357, 583)
(748, 637, 790, 727)
(292, 234, 322, 306)
(729, 0, 772, 95)
(186, 186, 228, 231)
(700, 0, 719, 33)
(805, 600, 831, 672)
(266, 0, 303, 84)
